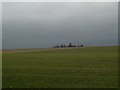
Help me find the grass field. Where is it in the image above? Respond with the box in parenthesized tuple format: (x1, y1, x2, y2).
(2, 46, 118, 88)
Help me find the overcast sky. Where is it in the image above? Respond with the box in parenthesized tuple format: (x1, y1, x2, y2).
(2, 0, 119, 2)
(0, 3, 2, 50)
(2, 2, 118, 49)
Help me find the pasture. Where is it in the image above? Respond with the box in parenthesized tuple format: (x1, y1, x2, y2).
(2, 46, 118, 88)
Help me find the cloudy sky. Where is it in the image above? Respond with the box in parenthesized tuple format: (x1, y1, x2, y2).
(0, 3, 1, 50)
(2, 2, 118, 49)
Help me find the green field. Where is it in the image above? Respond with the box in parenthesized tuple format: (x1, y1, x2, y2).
(2, 46, 118, 88)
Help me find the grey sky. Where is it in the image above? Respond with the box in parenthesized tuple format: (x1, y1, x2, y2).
(2, 2, 118, 49)
(0, 3, 2, 50)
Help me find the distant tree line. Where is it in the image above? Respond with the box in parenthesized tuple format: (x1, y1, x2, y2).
(53, 42, 84, 48)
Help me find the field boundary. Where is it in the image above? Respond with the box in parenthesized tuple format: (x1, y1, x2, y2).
(2, 46, 117, 54)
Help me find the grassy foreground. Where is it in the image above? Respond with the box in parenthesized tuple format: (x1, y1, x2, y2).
(2, 46, 118, 88)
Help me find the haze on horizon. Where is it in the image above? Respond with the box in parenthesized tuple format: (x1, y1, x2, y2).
(2, 2, 118, 49)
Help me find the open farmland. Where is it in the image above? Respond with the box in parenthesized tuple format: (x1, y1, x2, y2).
(2, 46, 118, 88)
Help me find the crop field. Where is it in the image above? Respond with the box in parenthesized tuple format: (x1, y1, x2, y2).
(2, 46, 118, 88)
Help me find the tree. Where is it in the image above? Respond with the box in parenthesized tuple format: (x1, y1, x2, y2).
(69, 42, 72, 47)
(80, 44, 84, 47)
